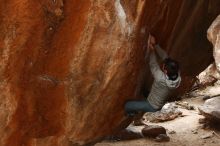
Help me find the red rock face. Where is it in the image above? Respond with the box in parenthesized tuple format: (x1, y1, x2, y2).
(0, 0, 219, 145)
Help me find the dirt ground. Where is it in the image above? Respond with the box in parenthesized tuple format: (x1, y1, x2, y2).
(95, 84, 220, 146)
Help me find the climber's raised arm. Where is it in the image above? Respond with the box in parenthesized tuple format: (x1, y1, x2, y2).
(148, 35, 163, 80)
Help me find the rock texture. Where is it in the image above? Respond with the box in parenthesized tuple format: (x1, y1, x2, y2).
(143, 102, 182, 123)
(141, 125, 166, 138)
(198, 63, 220, 86)
(199, 97, 220, 122)
(208, 15, 220, 73)
(0, 0, 220, 145)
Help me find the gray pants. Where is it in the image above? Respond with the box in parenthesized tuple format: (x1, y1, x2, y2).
(125, 99, 157, 116)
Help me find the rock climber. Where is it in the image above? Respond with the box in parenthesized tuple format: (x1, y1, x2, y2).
(125, 34, 181, 117)
(110, 35, 181, 141)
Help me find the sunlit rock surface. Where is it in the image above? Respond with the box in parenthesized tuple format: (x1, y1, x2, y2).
(0, 0, 220, 145)
(199, 97, 220, 122)
(198, 63, 219, 86)
(208, 15, 220, 73)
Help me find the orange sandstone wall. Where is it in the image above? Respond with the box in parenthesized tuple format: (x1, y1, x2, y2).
(0, 0, 219, 145)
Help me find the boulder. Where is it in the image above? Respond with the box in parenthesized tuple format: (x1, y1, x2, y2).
(0, 0, 220, 145)
(199, 97, 220, 122)
(197, 63, 219, 87)
(208, 15, 220, 73)
(143, 102, 182, 123)
(141, 125, 166, 138)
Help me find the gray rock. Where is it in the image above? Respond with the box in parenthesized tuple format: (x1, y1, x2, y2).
(168, 130, 176, 134)
(198, 97, 220, 121)
(192, 130, 198, 134)
(201, 133, 213, 139)
(143, 102, 182, 123)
